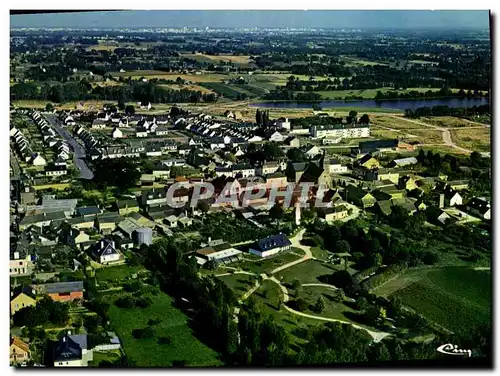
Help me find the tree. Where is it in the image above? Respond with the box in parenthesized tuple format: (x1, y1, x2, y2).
(269, 204, 285, 225)
(359, 114, 370, 124)
(348, 110, 358, 119)
(197, 201, 210, 214)
(335, 240, 351, 254)
(125, 105, 135, 115)
(417, 149, 426, 164)
(313, 296, 325, 313)
(118, 98, 125, 110)
(470, 151, 482, 167)
(256, 109, 262, 125)
(45, 103, 54, 112)
(312, 103, 322, 111)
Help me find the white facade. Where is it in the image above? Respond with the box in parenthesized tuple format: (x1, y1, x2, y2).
(111, 128, 123, 139)
(311, 125, 370, 139)
(329, 164, 348, 174)
(100, 253, 120, 263)
(32, 155, 46, 166)
(249, 247, 282, 258)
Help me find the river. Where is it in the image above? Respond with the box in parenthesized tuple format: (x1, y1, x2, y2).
(249, 97, 490, 110)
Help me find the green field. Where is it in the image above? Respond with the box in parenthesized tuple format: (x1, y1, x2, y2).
(232, 249, 304, 275)
(216, 273, 256, 297)
(108, 292, 222, 367)
(95, 265, 145, 283)
(300, 286, 357, 321)
(199, 82, 248, 99)
(276, 260, 338, 285)
(376, 267, 491, 333)
(250, 280, 325, 348)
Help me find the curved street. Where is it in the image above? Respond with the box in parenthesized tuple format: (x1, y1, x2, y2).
(44, 114, 94, 179)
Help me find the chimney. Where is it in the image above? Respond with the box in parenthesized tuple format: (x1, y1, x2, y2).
(439, 194, 445, 209)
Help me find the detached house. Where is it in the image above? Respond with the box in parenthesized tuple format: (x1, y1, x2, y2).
(10, 337, 31, 365)
(466, 197, 491, 220)
(249, 233, 292, 258)
(92, 238, 121, 264)
(54, 332, 93, 367)
(10, 285, 36, 316)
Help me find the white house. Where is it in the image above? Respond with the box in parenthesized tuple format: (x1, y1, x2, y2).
(305, 145, 322, 158)
(31, 153, 46, 166)
(328, 159, 348, 174)
(249, 234, 292, 258)
(111, 127, 123, 139)
(92, 239, 121, 264)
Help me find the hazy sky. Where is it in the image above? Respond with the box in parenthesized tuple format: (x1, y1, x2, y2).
(10, 10, 490, 29)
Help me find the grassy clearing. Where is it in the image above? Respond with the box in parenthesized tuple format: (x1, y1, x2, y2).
(450, 128, 490, 153)
(108, 292, 222, 367)
(251, 280, 325, 348)
(199, 82, 247, 99)
(217, 273, 256, 297)
(158, 83, 215, 94)
(89, 350, 122, 367)
(233, 250, 304, 275)
(95, 264, 145, 284)
(377, 266, 491, 333)
(421, 116, 488, 128)
(402, 129, 444, 144)
(276, 260, 337, 285)
(370, 115, 424, 130)
(300, 286, 357, 321)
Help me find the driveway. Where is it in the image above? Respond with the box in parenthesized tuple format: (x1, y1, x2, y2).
(44, 114, 94, 179)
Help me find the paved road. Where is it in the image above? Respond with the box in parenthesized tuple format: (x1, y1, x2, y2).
(44, 114, 94, 179)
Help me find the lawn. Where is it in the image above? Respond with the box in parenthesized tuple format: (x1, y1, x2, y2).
(300, 285, 357, 321)
(250, 280, 325, 348)
(402, 129, 444, 144)
(108, 292, 222, 367)
(216, 273, 257, 297)
(89, 350, 123, 367)
(370, 115, 425, 130)
(450, 128, 490, 153)
(421, 116, 487, 128)
(233, 250, 304, 275)
(95, 264, 145, 284)
(276, 259, 337, 285)
(376, 266, 491, 333)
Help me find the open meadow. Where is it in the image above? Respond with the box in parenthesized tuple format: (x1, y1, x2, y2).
(107, 291, 223, 367)
(450, 128, 491, 153)
(373, 266, 491, 334)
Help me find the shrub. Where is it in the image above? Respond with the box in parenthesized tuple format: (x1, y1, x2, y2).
(132, 326, 155, 339)
(158, 336, 171, 345)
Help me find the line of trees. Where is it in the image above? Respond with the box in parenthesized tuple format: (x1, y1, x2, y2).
(10, 81, 217, 104)
(404, 104, 490, 119)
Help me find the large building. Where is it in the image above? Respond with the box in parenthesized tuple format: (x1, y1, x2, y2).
(311, 123, 370, 139)
(249, 233, 292, 258)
